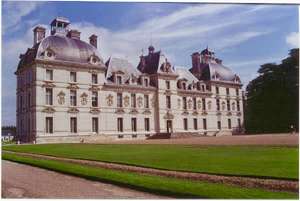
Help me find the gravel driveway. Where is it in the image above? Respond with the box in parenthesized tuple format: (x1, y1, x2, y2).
(2, 160, 168, 199)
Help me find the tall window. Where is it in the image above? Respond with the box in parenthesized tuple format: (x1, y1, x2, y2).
(131, 94, 136, 108)
(226, 88, 230, 95)
(46, 117, 53, 133)
(217, 121, 221, 130)
(216, 99, 220, 111)
(117, 118, 123, 132)
(70, 90, 77, 106)
(144, 94, 149, 108)
(228, 119, 232, 129)
(166, 96, 171, 109)
(92, 91, 98, 107)
(183, 97, 187, 109)
(193, 118, 198, 130)
(236, 88, 239, 96)
(166, 80, 170, 89)
(144, 78, 149, 87)
(183, 118, 188, 130)
(193, 97, 197, 110)
(238, 118, 241, 129)
(145, 118, 150, 131)
(237, 100, 240, 111)
(46, 69, 53, 80)
(117, 93, 122, 107)
(131, 118, 137, 132)
(28, 92, 31, 108)
(70, 117, 77, 133)
(70, 72, 76, 82)
(216, 86, 219, 94)
(92, 74, 98, 84)
(203, 118, 207, 130)
(116, 76, 122, 85)
(45, 88, 53, 105)
(202, 98, 206, 110)
(227, 99, 230, 111)
(182, 82, 186, 90)
(92, 117, 99, 133)
(201, 85, 205, 91)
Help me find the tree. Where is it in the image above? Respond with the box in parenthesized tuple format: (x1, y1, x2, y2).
(245, 49, 299, 133)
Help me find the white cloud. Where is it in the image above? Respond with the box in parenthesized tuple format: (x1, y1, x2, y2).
(286, 32, 299, 48)
(2, 1, 44, 33)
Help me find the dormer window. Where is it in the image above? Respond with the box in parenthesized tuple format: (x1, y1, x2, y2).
(182, 82, 186, 90)
(116, 76, 122, 85)
(41, 47, 56, 60)
(144, 78, 149, 87)
(46, 69, 53, 81)
(197, 82, 201, 90)
(92, 74, 97, 84)
(88, 54, 101, 65)
(70, 72, 77, 82)
(202, 85, 205, 91)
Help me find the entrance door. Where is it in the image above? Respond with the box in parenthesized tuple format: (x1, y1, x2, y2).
(167, 120, 173, 133)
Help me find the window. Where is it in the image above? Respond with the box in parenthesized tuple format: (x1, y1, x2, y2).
(202, 98, 206, 110)
(92, 91, 98, 107)
(117, 93, 122, 107)
(193, 118, 198, 130)
(238, 118, 241, 129)
(145, 118, 150, 131)
(46, 69, 53, 80)
(92, 117, 98, 133)
(46, 117, 53, 133)
(216, 99, 220, 111)
(226, 88, 230, 96)
(20, 95, 23, 111)
(227, 99, 230, 111)
(116, 76, 122, 85)
(117, 118, 123, 132)
(45, 88, 53, 105)
(193, 97, 197, 110)
(92, 74, 98, 84)
(70, 90, 77, 106)
(70, 117, 77, 133)
(28, 93, 31, 108)
(131, 94, 136, 108)
(70, 72, 76, 82)
(166, 96, 171, 109)
(228, 119, 232, 129)
(203, 118, 207, 130)
(131, 118, 137, 132)
(144, 78, 149, 87)
(216, 86, 219, 94)
(237, 100, 240, 111)
(183, 118, 188, 130)
(201, 85, 205, 91)
(217, 121, 221, 130)
(166, 80, 170, 89)
(183, 97, 187, 109)
(236, 88, 239, 96)
(144, 94, 149, 108)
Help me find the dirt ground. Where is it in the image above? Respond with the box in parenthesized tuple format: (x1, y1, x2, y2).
(1, 160, 168, 199)
(104, 133, 299, 146)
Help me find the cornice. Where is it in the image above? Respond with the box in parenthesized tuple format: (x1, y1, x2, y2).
(103, 83, 156, 93)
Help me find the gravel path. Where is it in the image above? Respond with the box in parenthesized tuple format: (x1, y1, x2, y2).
(2, 160, 169, 199)
(4, 151, 298, 193)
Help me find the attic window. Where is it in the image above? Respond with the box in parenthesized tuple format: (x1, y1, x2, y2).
(116, 76, 122, 85)
(144, 78, 149, 87)
(182, 82, 186, 90)
(47, 52, 53, 57)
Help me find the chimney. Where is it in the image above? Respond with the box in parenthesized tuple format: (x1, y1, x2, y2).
(67, 29, 81, 40)
(89, 34, 98, 48)
(33, 26, 46, 45)
(191, 52, 201, 69)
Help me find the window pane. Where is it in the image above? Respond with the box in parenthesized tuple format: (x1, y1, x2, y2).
(92, 74, 97, 84)
(92, 91, 98, 107)
(70, 72, 76, 82)
(46, 88, 53, 105)
(46, 70, 53, 80)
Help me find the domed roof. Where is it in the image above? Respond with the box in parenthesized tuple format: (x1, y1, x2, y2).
(17, 34, 104, 69)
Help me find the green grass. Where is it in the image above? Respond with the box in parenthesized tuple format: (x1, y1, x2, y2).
(3, 144, 298, 179)
(2, 152, 298, 199)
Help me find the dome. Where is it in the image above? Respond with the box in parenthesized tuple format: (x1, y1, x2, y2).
(17, 34, 104, 70)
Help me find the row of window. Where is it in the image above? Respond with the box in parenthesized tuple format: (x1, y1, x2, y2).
(216, 99, 240, 111)
(182, 118, 241, 130)
(45, 117, 150, 133)
(216, 86, 240, 96)
(46, 69, 98, 84)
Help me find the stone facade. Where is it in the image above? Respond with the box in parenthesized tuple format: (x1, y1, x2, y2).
(16, 17, 244, 143)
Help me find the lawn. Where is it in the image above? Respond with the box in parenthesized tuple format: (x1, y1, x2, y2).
(3, 144, 298, 179)
(2, 152, 298, 199)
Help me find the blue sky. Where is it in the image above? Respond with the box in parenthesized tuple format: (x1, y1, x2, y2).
(2, 1, 299, 125)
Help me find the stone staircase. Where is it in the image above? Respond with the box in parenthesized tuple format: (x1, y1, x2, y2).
(170, 132, 205, 139)
(146, 133, 171, 139)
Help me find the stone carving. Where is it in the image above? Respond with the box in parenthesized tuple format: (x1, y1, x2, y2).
(177, 98, 181, 109)
(197, 100, 202, 110)
(137, 96, 143, 108)
(90, 107, 100, 114)
(221, 101, 226, 111)
(42, 106, 55, 113)
(106, 94, 113, 106)
(80, 92, 88, 105)
(67, 83, 79, 90)
(68, 107, 79, 113)
(57, 91, 65, 105)
(232, 102, 236, 111)
(124, 95, 130, 107)
(207, 101, 212, 110)
(188, 99, 193, 109)
(164, 111, 174, 119)
(160, 58, 172, 73)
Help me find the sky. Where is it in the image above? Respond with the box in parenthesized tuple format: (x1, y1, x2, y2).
(1, 1, 299, 126)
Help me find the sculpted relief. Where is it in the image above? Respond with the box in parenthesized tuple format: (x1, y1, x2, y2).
(124, 95, 130, 107)
(106, 94, 113, 106)
(57, 91, 65, 105)
(197, 100, 202, 110)
(80, 92, 88, 105)
(207, 101, 212, 110)
(137, 96, 143, 108)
